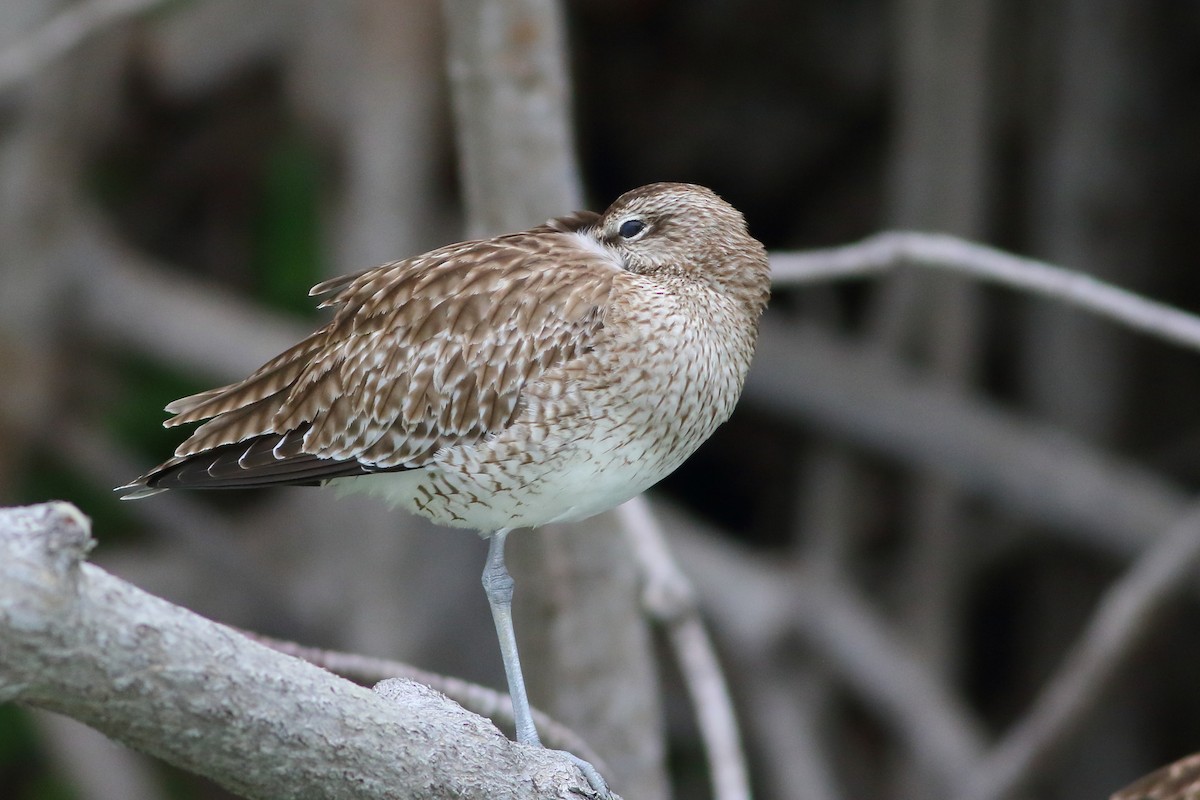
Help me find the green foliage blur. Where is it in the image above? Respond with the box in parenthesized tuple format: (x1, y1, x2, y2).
(0, 706, 75, 800)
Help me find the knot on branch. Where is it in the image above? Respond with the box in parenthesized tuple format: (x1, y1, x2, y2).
(0, 501, 94, 616)
(0, 502, 94, 702)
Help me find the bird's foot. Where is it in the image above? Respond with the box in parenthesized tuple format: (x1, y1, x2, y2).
(552, 749, 612, 799)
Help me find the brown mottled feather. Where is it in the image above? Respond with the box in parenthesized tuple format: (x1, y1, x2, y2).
(139, 210, 615, 489)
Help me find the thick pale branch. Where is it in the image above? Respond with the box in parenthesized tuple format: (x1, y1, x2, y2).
(0, 502, 610, 800)
(245, 632, 607, 770)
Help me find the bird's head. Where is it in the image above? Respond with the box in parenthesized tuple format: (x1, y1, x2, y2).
(593, 182, 770, 314)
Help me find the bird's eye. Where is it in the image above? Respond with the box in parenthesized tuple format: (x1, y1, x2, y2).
(618, 219, 647, 240)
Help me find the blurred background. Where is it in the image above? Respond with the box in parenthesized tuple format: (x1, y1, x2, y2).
(2, 0, 1200, 798)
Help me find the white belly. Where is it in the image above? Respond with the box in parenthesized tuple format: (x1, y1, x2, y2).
(331, 412, 685, 531)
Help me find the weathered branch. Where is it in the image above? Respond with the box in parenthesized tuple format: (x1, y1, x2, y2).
(244, 631, 607, 770)
(0, 502, 612, 800)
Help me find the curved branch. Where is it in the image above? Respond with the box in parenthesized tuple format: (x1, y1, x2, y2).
(771, 232, 1200, 354)
(0, 502, 613, 800)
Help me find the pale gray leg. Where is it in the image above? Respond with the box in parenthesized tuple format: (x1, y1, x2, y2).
(481, 529, 612, 798)
(481, 528, 540, 746)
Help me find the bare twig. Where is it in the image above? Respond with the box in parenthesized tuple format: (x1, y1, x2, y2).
(960, 500, 1200, 800)
(0, 502, 615, 800)
(657, 501, 988, 791)
(619, 497, 753, 800)
(243, 631, 608, 771)
(771, 232, 1200, 354)
(0, 0, 167, 94)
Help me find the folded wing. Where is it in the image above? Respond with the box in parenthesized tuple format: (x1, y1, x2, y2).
(122, 212, 617, 496)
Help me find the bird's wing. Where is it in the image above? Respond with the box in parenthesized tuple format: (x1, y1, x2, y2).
(127, 211, 619, 492)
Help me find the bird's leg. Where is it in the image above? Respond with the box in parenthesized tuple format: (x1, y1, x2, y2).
(481, 528, 540, 746)
(481, 530, 612, 798)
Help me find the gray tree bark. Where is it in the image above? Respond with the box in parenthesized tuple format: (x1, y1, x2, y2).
(0, 502, 610, 800)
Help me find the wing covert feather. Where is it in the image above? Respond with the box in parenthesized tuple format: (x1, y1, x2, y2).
(160, 221, 618, 485)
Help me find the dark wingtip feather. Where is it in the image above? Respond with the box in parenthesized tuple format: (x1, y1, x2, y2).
(114, 481, 165, 500)
(118, 428, 417, 495)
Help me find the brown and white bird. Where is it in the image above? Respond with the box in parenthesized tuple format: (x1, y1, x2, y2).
(121, 182, 770, 791)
